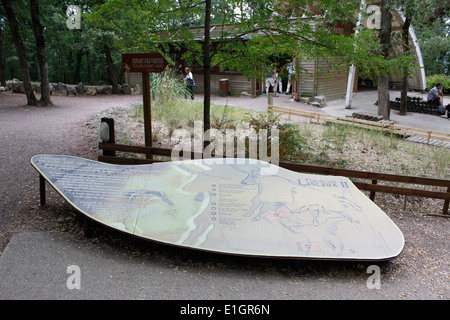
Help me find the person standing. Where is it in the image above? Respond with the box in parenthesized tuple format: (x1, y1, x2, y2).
(185, 67, 194, 100)
(265, 67, 279, 96)
(285, 62, 294, 95)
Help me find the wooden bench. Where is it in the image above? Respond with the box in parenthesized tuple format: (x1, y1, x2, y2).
(390, 97, 441, 115)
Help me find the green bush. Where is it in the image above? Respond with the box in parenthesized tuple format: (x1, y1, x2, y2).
(132, 98, 247, 136)
(247, 111, 313, 162)
(151, 68, 188, 103)
(426, 74, 450, 94)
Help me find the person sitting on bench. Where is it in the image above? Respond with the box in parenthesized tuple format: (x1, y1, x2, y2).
(427, 82, 444, 106)
(428, 82, 449, 118)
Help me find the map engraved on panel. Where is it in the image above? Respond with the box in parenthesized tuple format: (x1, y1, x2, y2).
(31, 155, 404, 260)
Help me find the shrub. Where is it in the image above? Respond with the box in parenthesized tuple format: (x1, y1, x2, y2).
(426, 74, 450, 94)
(247, 111, 312, 162)
(151, 68, 188, 103)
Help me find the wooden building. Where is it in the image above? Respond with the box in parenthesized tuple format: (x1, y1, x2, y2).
(124, 4, 426, 102)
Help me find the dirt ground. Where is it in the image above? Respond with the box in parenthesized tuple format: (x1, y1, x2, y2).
(0, 92, 142, 250)
(0, 91, 448, 300)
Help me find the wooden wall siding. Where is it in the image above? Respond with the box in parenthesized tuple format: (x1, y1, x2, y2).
(315, 60, 348, 101)
(298, 60, 316, 97)
(125, 62, 347, 102)
(192, 73, 253, 96)
(124, 72, 252, 96)
(296, 59, 348, 101)
(125, 72, 142, 88)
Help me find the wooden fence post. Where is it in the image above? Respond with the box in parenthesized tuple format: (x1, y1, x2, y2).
(100, 117, 115, 156)
(268, 93, 273, 106)
(443, 187, 450, 215)
(370, 180, 377, 201)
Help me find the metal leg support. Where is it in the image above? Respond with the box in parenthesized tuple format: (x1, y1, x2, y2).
(39, 174, 46, 206)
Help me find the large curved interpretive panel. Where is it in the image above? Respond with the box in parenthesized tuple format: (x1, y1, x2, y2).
(31, 154, 404, 261)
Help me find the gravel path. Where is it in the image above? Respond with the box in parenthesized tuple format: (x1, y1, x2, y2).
(0, 92, 142, 251)
(0, 91, 448, 300)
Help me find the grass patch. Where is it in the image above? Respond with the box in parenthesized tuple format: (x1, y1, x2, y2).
(132, 100, 249, 136)
(130, 99, 449, 182)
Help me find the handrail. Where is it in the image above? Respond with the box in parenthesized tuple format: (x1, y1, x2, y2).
(268, 105, 450, 145)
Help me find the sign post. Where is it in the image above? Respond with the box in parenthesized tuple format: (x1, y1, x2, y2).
(122, 53, 168, 159)
(142, 72, 152, 156)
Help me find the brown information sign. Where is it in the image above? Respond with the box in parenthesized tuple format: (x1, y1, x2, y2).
(122, 52, 168, 73)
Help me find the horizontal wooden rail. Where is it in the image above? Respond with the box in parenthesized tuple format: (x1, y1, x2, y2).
(99, 142, 450, 214)
(268, 105, 450, 145)
(353, 182, 449, 200)
(98, 142, 204, 160)
(278, 162, 449, 188)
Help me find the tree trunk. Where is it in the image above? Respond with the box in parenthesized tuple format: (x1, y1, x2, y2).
(0, 24, 6, 87)
(399, 15, 411, 116)
(2, 0, 37, 105)
(104, 44, 119, 94)
(378, 75, 390, 119)
(377, 0, 392, 120)
(203, 0, 212, 147)
(399, 71, 408, 115)
(74, 49, 83, 84)
(30, 0, 51, 106)
(85, 45, 95, 85)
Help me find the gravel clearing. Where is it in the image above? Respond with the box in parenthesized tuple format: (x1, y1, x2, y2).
(0, 91, 448, 300)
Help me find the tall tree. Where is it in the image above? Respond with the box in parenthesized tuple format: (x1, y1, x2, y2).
(393, 0, 423, 116)
(2, 0, 37, 105)
(203, 0, 212, 145)
(0, 18, 6, 87)
(104, 43, 119, 94)
(377, 0, 392, 120)
(399, 11, 411, 115)
(85, 44, 95, 84)
(413, 0, 449, 76)
(29, 0, 51, 106)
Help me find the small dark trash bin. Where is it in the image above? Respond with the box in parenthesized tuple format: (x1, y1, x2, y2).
(219, 78, 229, 97)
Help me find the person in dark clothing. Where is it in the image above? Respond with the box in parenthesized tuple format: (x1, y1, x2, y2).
(185, 67, 194, 100)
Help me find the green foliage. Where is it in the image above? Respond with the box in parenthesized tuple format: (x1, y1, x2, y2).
(412, 3, 450, 76)
(150, 68, 188, 103)
(426, 74, 450, 93)
(418, 32, 450, 76)
(0, 0, 124, 84)
(132, 97, 247, 137)
(247, 111, 312, 162)
(83, 0, 392, 82)
(2, 0, 448, 95)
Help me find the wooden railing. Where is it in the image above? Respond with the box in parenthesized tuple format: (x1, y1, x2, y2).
(268, 105, 450, 146)
(98, 140, 450, 215)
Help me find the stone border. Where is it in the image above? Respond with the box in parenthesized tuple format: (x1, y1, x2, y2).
(1, 79, 141, 96)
